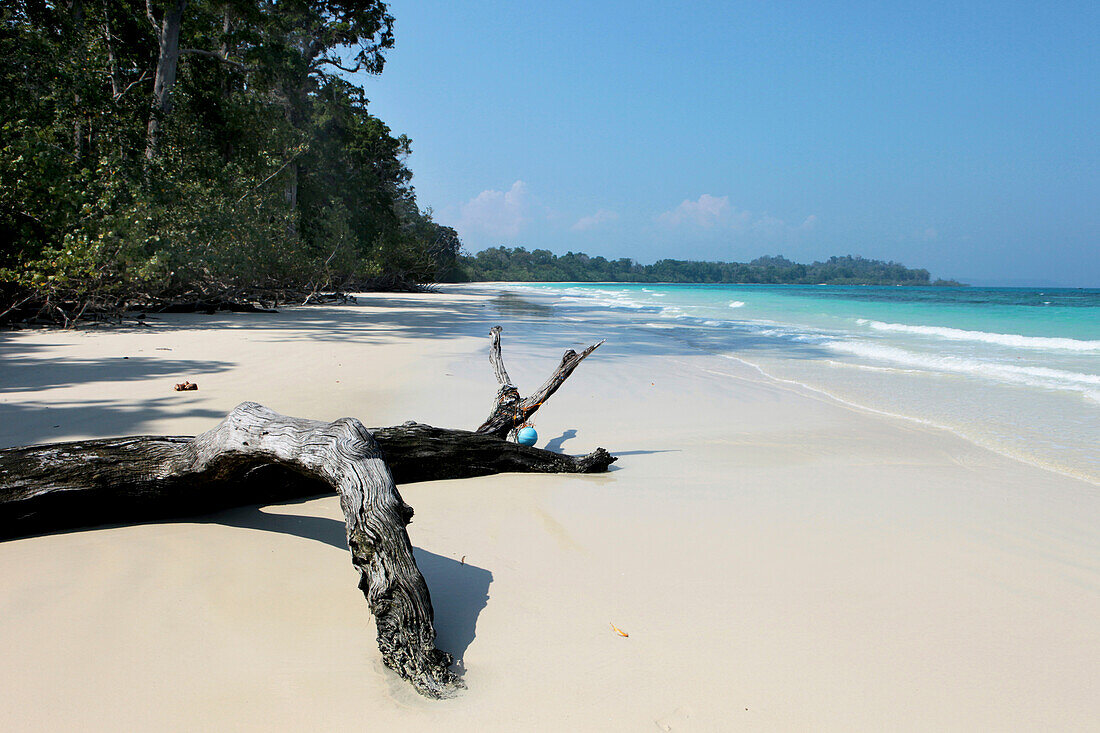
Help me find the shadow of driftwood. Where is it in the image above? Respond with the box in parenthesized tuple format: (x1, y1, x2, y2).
(208, 503, 492, 667)
(543, 428, 577, 453)
(0, 398, 226, 448)
(413, 548, 492, 669)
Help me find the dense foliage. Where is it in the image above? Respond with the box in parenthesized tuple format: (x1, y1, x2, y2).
(1, 0, 460, 324)
(452, 248, 959, 286)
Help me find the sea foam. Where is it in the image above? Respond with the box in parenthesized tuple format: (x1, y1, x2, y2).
(857, 319, 1100, 352)
(826, 340, 1100, 393)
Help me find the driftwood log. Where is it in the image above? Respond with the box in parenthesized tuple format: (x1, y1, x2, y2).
(0, 326, 611, 698)
(477, 325, 604, 438)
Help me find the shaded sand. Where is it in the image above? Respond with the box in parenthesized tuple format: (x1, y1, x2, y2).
(1, 289, 1097, 731)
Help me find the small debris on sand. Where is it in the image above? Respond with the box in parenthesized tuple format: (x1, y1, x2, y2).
(610, 622, 629, 637)
(174, 381, 198, 391)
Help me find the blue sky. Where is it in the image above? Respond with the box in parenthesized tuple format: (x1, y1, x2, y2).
(353, 1, 1099, 286)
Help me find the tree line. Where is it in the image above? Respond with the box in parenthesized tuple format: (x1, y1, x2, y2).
(1, 0, 461, 325)
(450, 248, 961, 286)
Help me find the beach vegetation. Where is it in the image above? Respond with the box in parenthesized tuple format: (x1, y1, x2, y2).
(450, 248, 962, 286)
(0, 0, 460, 325)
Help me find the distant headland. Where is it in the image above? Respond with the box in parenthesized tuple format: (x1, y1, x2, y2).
(448, 248, 964, 286)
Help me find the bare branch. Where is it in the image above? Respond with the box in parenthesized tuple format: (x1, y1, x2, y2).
(313, 57, 364, 74)
(180, 48, 248, 70)
(234, 147, 307, 204)
(0, 295, 36, 323)
(145, 0, 157, 31)
(522, 341, 605, 415)
(113, 71, 151, 101)
(476, 327, 604, 438)
(487, 326, 513, 386)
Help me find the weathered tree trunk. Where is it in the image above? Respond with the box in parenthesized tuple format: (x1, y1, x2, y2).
(477, 325, 604, 439)
(374, 423, 614, 482)
(104, 16, 121, 100)
(0, 402, 461, 698)
(0, 421, 613, 538)
(0, 325, 611, 534)
(145, 0, 188, 160)
(0, 325, 610, 697)
(283, 159, 299, 239)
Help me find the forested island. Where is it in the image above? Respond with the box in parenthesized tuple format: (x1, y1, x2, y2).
(450, 248, 962, 286)
(1, 0, 460, 325)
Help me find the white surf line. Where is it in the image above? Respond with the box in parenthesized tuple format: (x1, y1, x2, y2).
(514, 287, 1098, 484)
(677, 353, 940, 428)
(670, 351, 1099, 487)
(858, 319, 1100, 352)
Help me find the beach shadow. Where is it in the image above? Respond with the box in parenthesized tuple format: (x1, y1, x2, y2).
(0, 348, 233, 393)
(0, 397, 226, 448)
(603, 448, 680, 471)
(208, 503, 492, 668)
(543, 428, 577, 453)
(413, 548, 492, 669)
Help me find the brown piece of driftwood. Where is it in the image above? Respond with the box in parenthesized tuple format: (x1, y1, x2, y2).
(0, 325, 613, 698)
(0, 325, 613, 536)
(0, 421, 614, 694)
(476, 325, 604, 439)
(0, 422, 614, 539)
(374, 423, 614, 483)
(0, 402, 460, 698)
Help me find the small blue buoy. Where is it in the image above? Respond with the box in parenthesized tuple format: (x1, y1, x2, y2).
(516, 426, 538, 446)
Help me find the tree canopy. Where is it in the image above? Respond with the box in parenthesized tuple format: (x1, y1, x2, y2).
(1, 0, 460, 324)
(450, 248, 960, 286)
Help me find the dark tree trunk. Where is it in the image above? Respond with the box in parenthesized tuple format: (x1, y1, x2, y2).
(68, 0, 86, 161)
(476, 325, 604, 439)
(0, 419, 613, 539)
(145, 0, 188, 160)
(0, 402, 462, 698)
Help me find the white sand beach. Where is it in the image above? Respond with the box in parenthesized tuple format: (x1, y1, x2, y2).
(1, 288, 1097, 731)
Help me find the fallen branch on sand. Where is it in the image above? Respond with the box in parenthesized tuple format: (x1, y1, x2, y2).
(0, 326, 611, 698)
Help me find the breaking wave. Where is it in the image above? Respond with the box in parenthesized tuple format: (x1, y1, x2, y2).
(857, 320, 1100, 352)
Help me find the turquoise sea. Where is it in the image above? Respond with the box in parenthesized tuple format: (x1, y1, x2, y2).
(497, 283, 1100, 484)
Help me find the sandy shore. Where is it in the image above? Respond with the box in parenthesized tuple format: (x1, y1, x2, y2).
(1, 288, 1097, 731)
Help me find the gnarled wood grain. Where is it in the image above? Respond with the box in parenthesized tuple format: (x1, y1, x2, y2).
(0, 323, 612, 698)
(0, 402, 461, 698)
(0, 423, 614, 538)
(476, 325, 604, 439)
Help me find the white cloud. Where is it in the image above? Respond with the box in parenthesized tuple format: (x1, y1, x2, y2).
(571, 209, 619, 231)
(456, 181, 530, 238)
(657, 194, 815, 239)
(656, 194, 732, 228)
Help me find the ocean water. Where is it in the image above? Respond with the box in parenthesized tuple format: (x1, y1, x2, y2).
(493, 283, 1100, 484)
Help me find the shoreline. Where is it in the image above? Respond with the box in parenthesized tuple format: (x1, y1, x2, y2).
(470, 282, 1099, 486)
(719, 350, 1099, 487)
(1, 287, 1097, 730)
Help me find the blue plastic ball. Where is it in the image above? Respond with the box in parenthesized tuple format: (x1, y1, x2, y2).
(516, 426, 538, 446)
